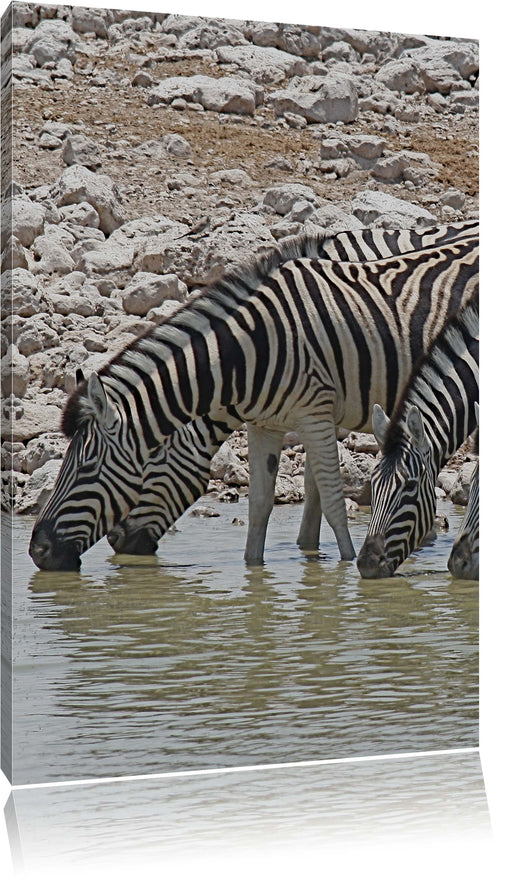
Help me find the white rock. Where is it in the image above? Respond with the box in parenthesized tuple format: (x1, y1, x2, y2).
(161, 133, 192, 157)
(210, 441, 240, 480)
(1, 345, 30, 398)
(375, 59, 425, 94)
(306, 205, 363, 231)
(263, 182, 319, 216)
(9, 197, 45, 248)
(16, 458, 63, 514)
(31, 235, 75, 276)
(59, 201, 101, 228)
(215, 44, 306, 84)
(148, 74, 264, 115)
(0, 268, 42, 318)
(62, 134, 102, 170)
(121, 272, 188, 316)
(1, 236, 28, 272)
(270, 75, 358, 123)
(351, 190, 437, 228)
(55, 165, 127, 235)
(7, 398, 63, 443)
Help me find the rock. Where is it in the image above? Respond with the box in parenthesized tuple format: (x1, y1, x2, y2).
(62, 134, 102, 170)
(439, 189, 466, 210)
(55, 165, 127, 235)
(1, 235, 28, 272)
(16, 458, 63, 514)
(31, 234, 75, 275)
(13, 317, 61, 357)
(70, 6, 109, 38)
(59, 201, 101, 228)
(215, 44, 307, 84)
(161, 133, 192, 157)
(345, 432, 380, 455)
(189, 505, 220, 517)
(375, 59, 425, 94)
(263, 182, 319, 216)
(5, 398, 63, 443)
(210, 168, 253, 186)
(274, 474, 304, 503)
(9, 197, 45, 248)
(146, 300, 183, 323)
(1, 345, 30, 398)
(224, 461, 250, 487)
(306, 205, 363, 232)
(270, 75, 358, 124)
(321, 134, 387, 163)
(351, 190, 437, 228)
(0, 268, 42, 319)
(26, 19, 79, 67)
(121, 271, 188, 316)
(450, 461, 477, 505)
(210, 441, 240, 480)
(76, 240, 136, 275)
(437, 469, 458, 495)
(148, 75, 264, 115)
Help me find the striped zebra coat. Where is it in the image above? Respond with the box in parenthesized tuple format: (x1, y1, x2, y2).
(357, 302, 479, 579)
(448, 403, 479, 580)
(106, 220, 478, 559)
(29, 230, 478, 571)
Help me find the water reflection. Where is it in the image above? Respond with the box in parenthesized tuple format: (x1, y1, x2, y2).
(12, 503, 478, 785)
(5, 750, 490, 876)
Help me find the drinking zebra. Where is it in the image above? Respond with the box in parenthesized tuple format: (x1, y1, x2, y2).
(29, 232, 478, 571)
(107, 220, 478, 558)
(448, 403, 479, 580)
(357, 303, 479, 579)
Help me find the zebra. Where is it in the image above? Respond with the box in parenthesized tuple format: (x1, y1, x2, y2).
(29, 232, 478, 571)
(107, 220, 479, 558)
(357, 302, 479, 579)
(448, 403, 479, 580)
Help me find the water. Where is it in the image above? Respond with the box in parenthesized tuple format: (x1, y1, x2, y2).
(7, 498, 478, 785)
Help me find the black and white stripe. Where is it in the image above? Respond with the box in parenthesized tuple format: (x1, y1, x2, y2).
(29, 227, 478, 570)
(448, 403, 479, 580)
(108, 220, 479, 557)
(357, 303, 479, 579)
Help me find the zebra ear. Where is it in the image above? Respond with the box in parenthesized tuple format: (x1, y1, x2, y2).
(87, 372, 116, 427)
(475, 402, 479, 425)
(76, 367, 85, 387)
(372, 403, 390, 448)
(407, 406, 428, 452)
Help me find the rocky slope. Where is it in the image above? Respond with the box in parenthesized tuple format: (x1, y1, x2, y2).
(1, 4, 479, 518)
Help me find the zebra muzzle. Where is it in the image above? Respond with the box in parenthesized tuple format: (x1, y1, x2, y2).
(29, 524, 81, 571)
(357, 535, 395, 579)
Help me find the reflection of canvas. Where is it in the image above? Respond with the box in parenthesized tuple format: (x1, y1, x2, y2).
(5, 752, 491, 873)
(2, 2, 478, 786)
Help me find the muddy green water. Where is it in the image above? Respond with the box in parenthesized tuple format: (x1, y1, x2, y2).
(8, 498, 478, 785)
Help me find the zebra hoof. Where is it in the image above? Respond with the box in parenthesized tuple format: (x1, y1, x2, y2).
(107, 524, 159, 555)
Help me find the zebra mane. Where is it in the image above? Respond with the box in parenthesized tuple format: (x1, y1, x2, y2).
(382, 301, 479, 455)
(61, 378, 91, 438)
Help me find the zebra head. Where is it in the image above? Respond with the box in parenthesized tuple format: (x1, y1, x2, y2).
(29, 372, 145, 571)
(357, 403, 436, 579)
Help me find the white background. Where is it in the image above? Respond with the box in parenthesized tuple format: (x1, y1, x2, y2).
(1, 0, 510, 879)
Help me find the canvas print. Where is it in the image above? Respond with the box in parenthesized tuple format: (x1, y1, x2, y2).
(1, 2, 479, 786)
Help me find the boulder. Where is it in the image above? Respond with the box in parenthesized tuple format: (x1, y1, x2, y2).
(148, 75, 264, 115)
(0, 268, 43, 319)
(270, 75, 358, 123)
(16, 458, 63, 514)
(215, 44, 307, 84)
(55, 165, 127, 235)
(5, 398, 63, 443)
(351, 190, 437, 228)
(62, 134, 102, 171)
(1, 345, 30, 398)
(263, 182, 319, 216)
(9, 197, 45, 248)
(121, 272, 188, 316)
(450, 461, 477, 505)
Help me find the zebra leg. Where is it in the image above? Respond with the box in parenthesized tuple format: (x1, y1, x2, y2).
(244, 425, 283, 565)
(296, 456, 322, 551)
(297, 419, 355, 560)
